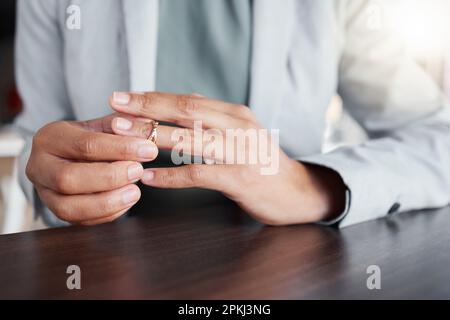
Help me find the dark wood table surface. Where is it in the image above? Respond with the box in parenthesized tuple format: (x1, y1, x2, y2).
(0, 201, 449, 299)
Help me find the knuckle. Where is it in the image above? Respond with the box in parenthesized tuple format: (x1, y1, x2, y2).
(120, 139, 137, 158)
(187, 165, 203, 185)
(32, 123, 53, 149)
(236, 105, 252, 118)
(103, 166, 121, 187)
(35, 121, 66, 143)
(159, 170, 174, 187)
(32, 131, 44, 149)
(137, 93, 152, 111)
(54, 166, 75, 194)
(176, 95, 198, 119)
(37, 188, 72, 222)
(52, 200, 71, 222)
(25, 156, 36, 183)
(98, 195, 116, 214)
(75, 133, 97, 159)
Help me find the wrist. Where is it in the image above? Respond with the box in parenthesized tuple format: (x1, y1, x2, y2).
(300, 162, 346, 222)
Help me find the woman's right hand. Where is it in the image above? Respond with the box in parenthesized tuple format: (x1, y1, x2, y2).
(26, 114, 158, 225)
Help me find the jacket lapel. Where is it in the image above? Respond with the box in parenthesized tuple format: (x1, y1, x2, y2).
(122, 0, 159, 92)
(250, 0, 295, 128)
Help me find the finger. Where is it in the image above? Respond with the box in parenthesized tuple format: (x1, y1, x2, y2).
(190, 96, 253, 120)
(33, 153, 144, 195)
(140, 165, 237, 192)
(191, 93, 206, 98)
(180, 93, 254, 119)
(39, 121, 158, 162)
(112, 117, 193, 148)
(37, 184, 141, 223)
(82, 113, 152, 134)
(111, 116, 156, 139)
(109, 92, 244, 129)
(112, 118, 226, 161)
(76, 208, 129, 226)
(80, 113, 119, 133)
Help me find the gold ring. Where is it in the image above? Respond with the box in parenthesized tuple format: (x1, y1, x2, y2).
(148, 121, 159, 144)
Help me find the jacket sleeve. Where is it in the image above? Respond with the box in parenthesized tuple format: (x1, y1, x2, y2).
(302, 0, 450, 227)
(14, 0, 72, 226)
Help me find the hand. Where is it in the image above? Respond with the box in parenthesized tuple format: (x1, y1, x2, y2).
(26, 114, 158, 225)
(109, 92, 346, 225)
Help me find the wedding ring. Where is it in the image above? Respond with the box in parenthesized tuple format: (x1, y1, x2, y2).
(148, 121, 159, 144)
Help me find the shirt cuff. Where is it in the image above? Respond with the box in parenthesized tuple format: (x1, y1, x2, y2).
(298, 148, 399, 228)
(317, 188, 351, 227)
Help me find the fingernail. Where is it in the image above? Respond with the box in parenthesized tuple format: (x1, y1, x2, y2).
(113, 92, 130, 105)
(138, 143, 158, 159)
(121, 187, 140, 205)
(127, 163, 143, 181)
(116, 117, 133, 130)
(142, 170, 154, 183)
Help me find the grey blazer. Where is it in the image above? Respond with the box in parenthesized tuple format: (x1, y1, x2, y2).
(15, 0, 450, 227)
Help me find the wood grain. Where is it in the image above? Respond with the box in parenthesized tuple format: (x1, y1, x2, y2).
(0, 200, 449, 299)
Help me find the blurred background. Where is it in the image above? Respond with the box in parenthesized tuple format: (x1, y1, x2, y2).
(0, 0, 32, 235)
(1, 0, 450, 234)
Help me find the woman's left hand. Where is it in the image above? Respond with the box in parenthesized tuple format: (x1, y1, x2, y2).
(109, 92, 346, 225)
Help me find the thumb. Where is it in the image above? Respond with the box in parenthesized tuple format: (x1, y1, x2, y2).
(82, 113, 141, 134)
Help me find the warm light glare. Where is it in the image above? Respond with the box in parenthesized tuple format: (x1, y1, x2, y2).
(386, 0, 450, 58)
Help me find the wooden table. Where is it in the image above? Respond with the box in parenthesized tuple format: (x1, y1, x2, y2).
(0, 200, 449, 299)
